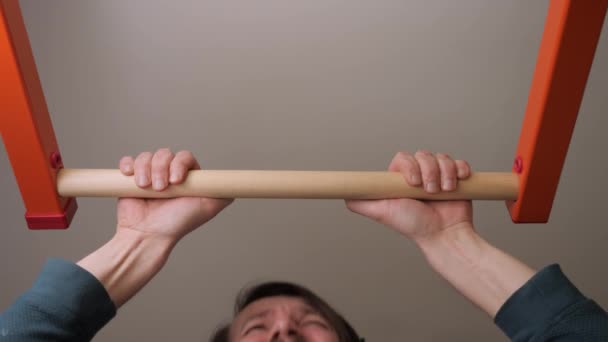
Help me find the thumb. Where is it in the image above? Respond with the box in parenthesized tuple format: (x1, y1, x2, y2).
(345, 199, 391, 223)
(200, 198, 234, 219)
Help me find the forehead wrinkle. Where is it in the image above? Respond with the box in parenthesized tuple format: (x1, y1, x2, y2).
(242, 308, 271, 326)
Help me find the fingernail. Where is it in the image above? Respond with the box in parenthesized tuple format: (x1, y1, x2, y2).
(169, 174, 178, 183)
(154, 178, 165, 190)
(443, 179, 454, 191)
(410, 174, 421, 184)
(137, 175, 147, 187)
(426, 181, 439, 193)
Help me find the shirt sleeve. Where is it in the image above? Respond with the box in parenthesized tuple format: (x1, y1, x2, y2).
(0, 258, 116, 342)
(495, 264, 608, 342)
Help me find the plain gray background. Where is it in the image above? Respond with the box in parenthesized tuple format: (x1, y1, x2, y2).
(1, 1, 607, 340)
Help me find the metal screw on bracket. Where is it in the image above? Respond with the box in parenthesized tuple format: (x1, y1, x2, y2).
(50, 151, 63, 169)
(513, 157, 523, 174)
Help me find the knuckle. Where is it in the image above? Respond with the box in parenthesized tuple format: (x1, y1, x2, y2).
(424, 168, 440, 180)
(155, 148, 174, 159)
(151, 162, 166, 171)
(396, 151, 411, 159)
(436, 153, 451, 160)
(176, 150, 194, 159)
(456, 159, 470, 169)
(401, 157, 415, 168)
(440, 158, 456, 170)
(119, 156, 132, 164)
(136, 151, 153, 161)
(425, 163, 440, 175)
(402, 160, 418, 174)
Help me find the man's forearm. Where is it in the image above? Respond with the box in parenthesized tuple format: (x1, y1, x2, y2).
(415, 223, 535, 317)
(77, 229, 174, 308)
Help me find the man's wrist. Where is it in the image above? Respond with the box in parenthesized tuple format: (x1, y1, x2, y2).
(412, 221, 536, 317)
(77, 229, 175, 308)
(113, 228, 178, 253)
(414, 222, 483, 265)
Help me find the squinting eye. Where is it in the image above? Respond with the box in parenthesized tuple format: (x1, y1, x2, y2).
(244, 324, 266, 335)
(301, 319, 329, 329)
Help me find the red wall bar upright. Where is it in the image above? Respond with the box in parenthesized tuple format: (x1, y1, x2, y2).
(0, 0, 77, 229)
(508, 0, 607, 223)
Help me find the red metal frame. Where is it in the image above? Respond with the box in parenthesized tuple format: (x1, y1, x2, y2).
(0, 0, 77, 229)
(508, 0, 608, 223)
(0, 0, 606, 227)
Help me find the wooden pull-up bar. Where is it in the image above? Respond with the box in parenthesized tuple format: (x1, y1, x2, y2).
(57, 169, 519, 200)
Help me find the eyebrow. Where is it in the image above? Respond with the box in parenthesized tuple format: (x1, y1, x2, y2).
(300, 306, 318, 315)
(300, 304, 329, 319)
(240, 309, 271, 333)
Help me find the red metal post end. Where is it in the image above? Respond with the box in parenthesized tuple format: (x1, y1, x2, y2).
(25, 198, 78, 229)
(25, 150, 73, 229)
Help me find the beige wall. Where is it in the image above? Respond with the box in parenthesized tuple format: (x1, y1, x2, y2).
(1, 1, 607, 340)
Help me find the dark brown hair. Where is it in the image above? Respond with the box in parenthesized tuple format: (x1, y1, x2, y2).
(210, 281, 361, 341)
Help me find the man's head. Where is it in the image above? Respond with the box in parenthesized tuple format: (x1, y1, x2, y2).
(211, 282, 361, 341)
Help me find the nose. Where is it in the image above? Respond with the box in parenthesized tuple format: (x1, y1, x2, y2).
(269, 313, 300, 341)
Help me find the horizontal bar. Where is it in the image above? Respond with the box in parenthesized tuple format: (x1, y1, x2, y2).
(57, 169, 519, 200)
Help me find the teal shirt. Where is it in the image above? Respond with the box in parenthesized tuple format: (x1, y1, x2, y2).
(495, 264, 608, 341)
(1, 260, 607, 341)
(0, 259, 115, 341)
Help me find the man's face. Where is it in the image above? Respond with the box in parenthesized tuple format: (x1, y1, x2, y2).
(229, 296, 340, 341)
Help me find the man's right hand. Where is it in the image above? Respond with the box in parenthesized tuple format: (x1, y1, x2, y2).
(346, 151, 537, 318)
